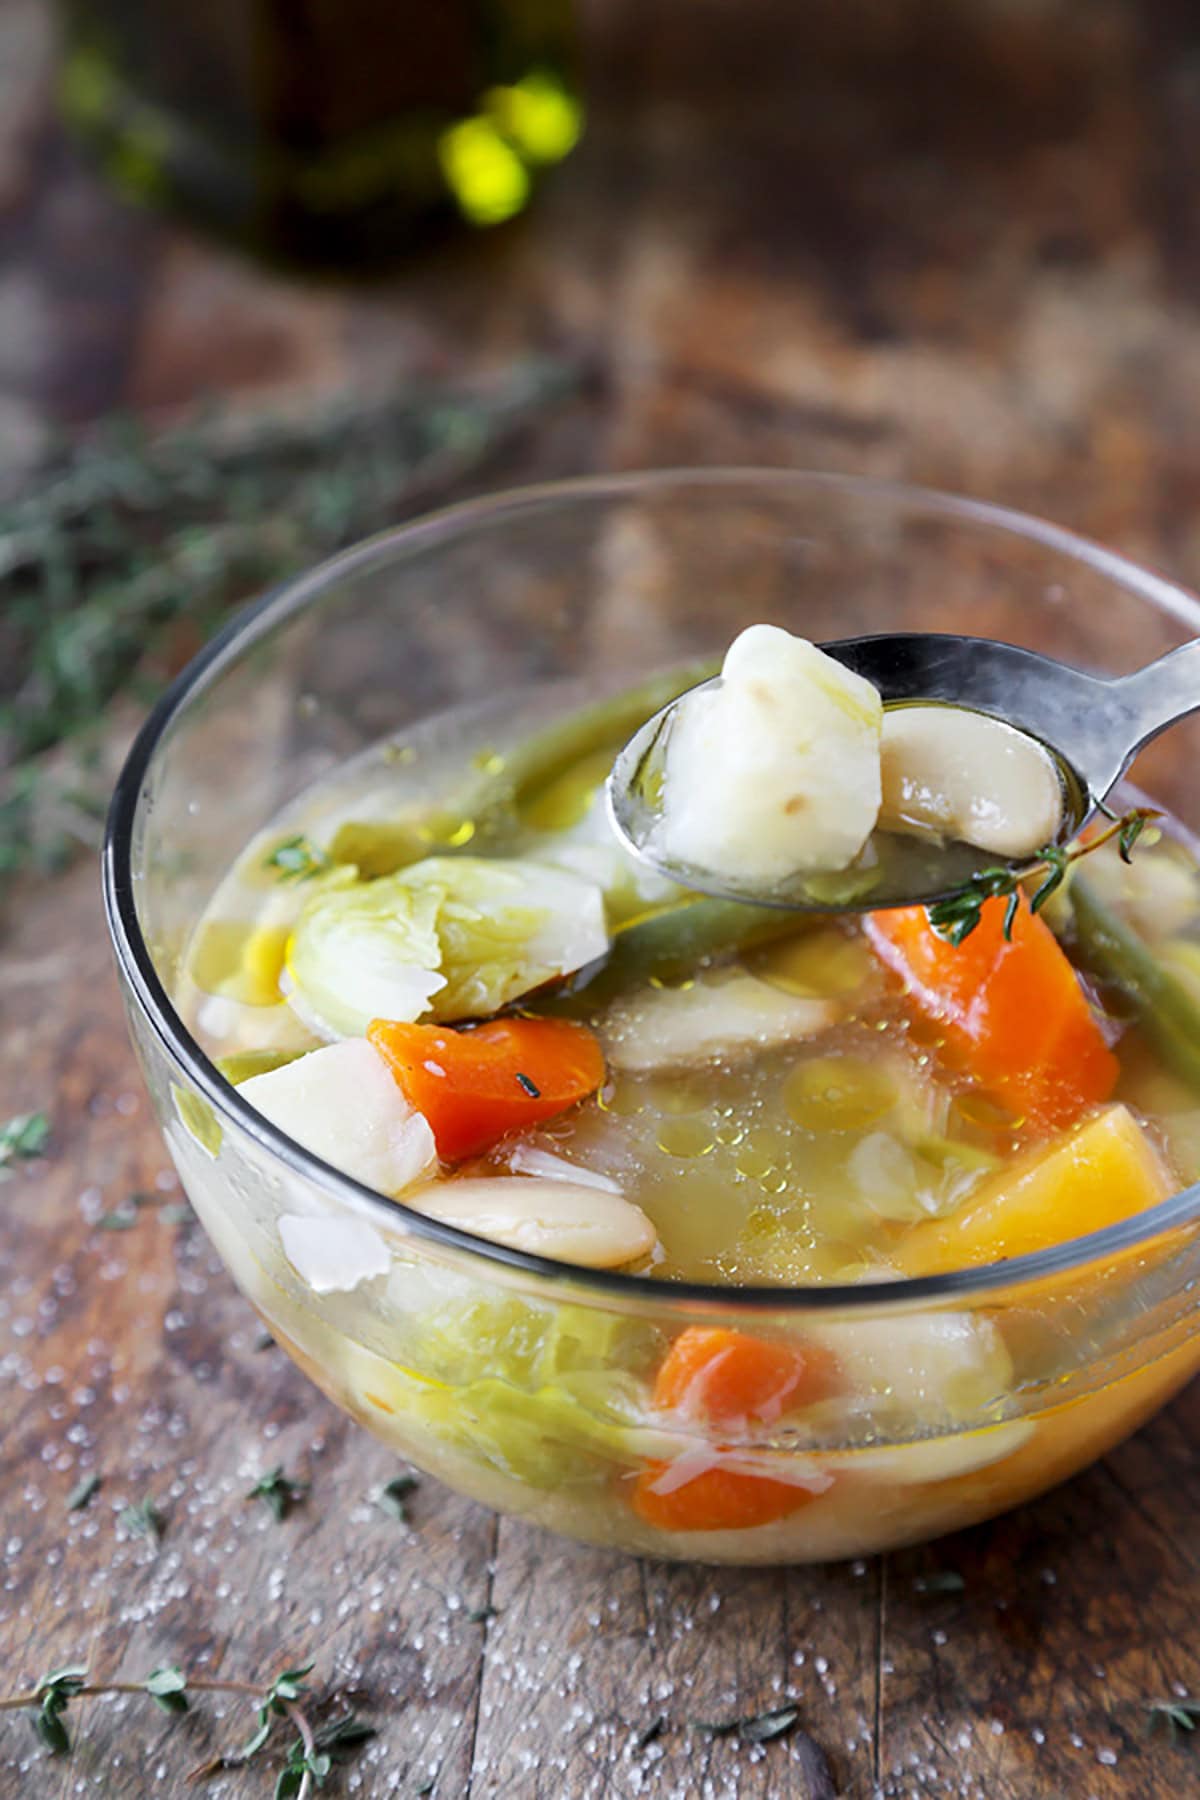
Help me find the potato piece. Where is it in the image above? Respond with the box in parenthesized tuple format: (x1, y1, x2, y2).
(278, 1214, 391, 1294)
(239, 1038, 436, 1196)
(601, 969, 838, 1073)
(894, 1103, 1173, 1275)
(811, 1303, 1016, 1424)
(879, 704, 1063, 859)
(657, 625, 883, 882)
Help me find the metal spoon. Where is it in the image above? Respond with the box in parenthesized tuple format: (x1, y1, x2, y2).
(606, 632, 1200, 911)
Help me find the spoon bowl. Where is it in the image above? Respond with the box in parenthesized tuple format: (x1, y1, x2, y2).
(607, 631, 1200, 911)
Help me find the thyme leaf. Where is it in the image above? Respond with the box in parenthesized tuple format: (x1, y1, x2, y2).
(145, 1666, 189, 1715)
(264, 835, 331, 883)
(1146, 1699, 1200, 1741)
(0, 1111, 49, 1177)
(634, 1713, 668, 1750)
(65, 1473, 102, 1513)
(119, 1496, 165, 1546)
(913, 1570, 966, 1594)
(691, 1705, 801, 1744)
(247, 1465, 310, 1523)
(373, 1473, 420, 1524)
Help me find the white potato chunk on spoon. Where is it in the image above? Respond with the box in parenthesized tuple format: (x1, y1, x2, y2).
(608, 625, 1200, 911)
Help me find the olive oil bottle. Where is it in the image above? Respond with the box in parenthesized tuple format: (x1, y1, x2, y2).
(57, 0, 582, 268)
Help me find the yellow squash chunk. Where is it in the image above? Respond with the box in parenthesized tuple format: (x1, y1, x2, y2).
(895, 1104, 1173, 1276)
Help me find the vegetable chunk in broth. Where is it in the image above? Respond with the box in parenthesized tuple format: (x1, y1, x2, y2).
(175, 654, 1200, 1559)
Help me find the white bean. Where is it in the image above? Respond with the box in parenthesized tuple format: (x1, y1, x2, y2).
(404, 1176, 658, 1268)
(880, 703, 1063, 859)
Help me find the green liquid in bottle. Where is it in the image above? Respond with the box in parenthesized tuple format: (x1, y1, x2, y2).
(58, 0, 583, 268)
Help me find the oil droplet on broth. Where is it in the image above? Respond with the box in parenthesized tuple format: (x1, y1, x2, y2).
(735, 1141, 776, 1181)
(472, 748, 507, 775)
(642, 1076, 711, 1117)
(599, 1080, 644, 1117)
(655, 1117, 716, 1158)
(783, 1057, 898, 1132)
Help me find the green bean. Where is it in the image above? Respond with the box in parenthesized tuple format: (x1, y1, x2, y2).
(1070, 874, 1200, 1091)
(215, 1047, 305, 1085)
(328, 657, 719, 877)
(536, 896, 819, 1014)
(499, 657, 718, 816)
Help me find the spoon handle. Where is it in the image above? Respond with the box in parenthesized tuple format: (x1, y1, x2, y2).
(1117, 637, 1200, 752)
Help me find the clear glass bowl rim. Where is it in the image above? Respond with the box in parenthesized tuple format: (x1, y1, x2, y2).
(102, 466, 1200, 1313)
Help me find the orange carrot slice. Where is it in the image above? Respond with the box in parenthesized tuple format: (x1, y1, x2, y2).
(651, 1326, 839, 1427)
(866, 893, 1118, 1132)
(632, 1327, 839, 1533)
(632, 1463, 822, 1533)
(367, 1016, 605, 1162)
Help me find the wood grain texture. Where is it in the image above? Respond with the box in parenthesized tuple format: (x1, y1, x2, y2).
(3, 0, 1200, 1795)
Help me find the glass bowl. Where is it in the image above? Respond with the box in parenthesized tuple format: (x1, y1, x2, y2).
(103, 471, 1200, 1564)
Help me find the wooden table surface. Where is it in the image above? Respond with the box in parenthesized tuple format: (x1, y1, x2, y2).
(3, 1, 1200, 1795)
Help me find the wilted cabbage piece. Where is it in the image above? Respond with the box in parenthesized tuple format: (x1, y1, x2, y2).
(341, 1289, 673, 1489)
(285, 880, 446, 1040)
(285, 855, 608, 1037)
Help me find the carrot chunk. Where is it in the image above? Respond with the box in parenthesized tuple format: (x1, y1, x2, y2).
(633, 1464, 822, 1533)
(866, 893, 1118, 1131)
(367, 1016, 605, 1162)
(631, 1327, 839, 1533)
(651, 1326, 839, 1427)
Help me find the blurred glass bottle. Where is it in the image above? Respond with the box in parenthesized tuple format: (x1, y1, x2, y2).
(57, 0, 582, 268)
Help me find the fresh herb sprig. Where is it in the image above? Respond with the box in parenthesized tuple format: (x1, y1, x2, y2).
(373, 1473, 420, 1524)
(0, 1111, 49, 1177)
(1147, 1698, 1200, 1741)
(65, 1472, 102, 1513)
(926, 807, 1159, 946)
(265, 835, 333, 884)
(690, 1705, 801, 1744)
(247, 1465, 310, 1523)
(0, 359, 581, 892)
(119, 1495, 166, 1546)
(0, 1660, 373, 1795)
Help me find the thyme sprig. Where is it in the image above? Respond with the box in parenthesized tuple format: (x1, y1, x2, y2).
(0, 1660, 373, 1795)
(118, 1495, 166, 1546)
(926, 807, 1159, 946)
(1146, 1698, 1200, 1741)
(1, 359, 580, 891)
(247, 1464, 310, 1522)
